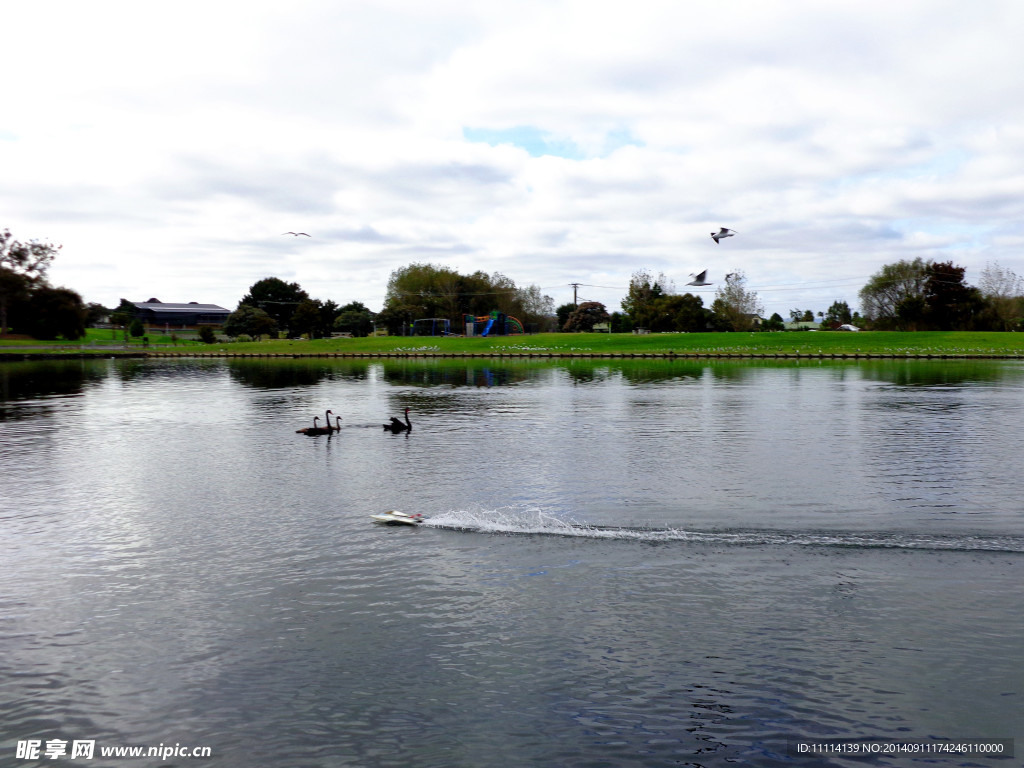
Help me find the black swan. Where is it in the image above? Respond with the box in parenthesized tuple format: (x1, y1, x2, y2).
(296, 416, 321, 434)
(383, 407, 411, 433)
(298, 410, 335, 436)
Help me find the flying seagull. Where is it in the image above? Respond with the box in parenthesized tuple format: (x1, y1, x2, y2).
(711, 227, 737, 244)
(687, 270, 712, 286)
(282, 231, 311, 237)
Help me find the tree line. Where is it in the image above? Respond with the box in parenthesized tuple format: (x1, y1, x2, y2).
(595, 269, 768, 333)
(858, 258, 1022, 331)
(3, 224, 1022, 341)
(605, 260, 1023, 334)
(222, 266, 557, 339)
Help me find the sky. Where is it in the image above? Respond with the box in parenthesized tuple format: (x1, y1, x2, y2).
(3, 0, 1024, 320)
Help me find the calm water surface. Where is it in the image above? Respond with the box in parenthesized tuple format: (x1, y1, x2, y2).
(1, 357, 1022, 767)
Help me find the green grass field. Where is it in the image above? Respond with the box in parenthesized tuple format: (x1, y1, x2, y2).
(6, 327, 1024, 358)
(6, 330, 1023, 357)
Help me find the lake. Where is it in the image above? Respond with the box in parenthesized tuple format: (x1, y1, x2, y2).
(1, 357, 1022, 767)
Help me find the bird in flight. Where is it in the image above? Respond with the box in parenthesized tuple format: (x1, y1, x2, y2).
(687, 270, 712, 286)
(282, 232, 311, 237)
(711, 227, 737, 244)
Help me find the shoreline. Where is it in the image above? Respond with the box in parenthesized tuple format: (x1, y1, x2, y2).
(4, 350, 1024, 361)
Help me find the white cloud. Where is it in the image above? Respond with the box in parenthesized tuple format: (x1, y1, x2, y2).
(2, 0, 1023, 318)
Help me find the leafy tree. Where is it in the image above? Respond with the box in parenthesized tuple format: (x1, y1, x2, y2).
(382, 263, 553, 332)
(290, 299, 324, 338)
(25, 286, 87, 340)
(198, 325, 217, 343)
(514, 283, 556, 332)
(859, 258, 928, 329)
(895, 294, 928, 331)
(239, 277, 309, 335)
(621, 269, 670, 328)
(866, 259, 986, 331)
(609, 311, 633, 333)
(0, 269, 30, 334)
(104, 298, 135, 343)
(563, 301, 610, 332)
(762, 312, 785, 331)
(822, 300, 853, 327)
(318, 299, 341, 338)
(978, 261, 1024, 330)
(707, 298, 735, 331)
(659, 293, 708, 332)
(1, 228, 60, 335)
(223, 304, 278, 339)
(924, 261, 985, 330)
(375, 305, 410, 336)
(555, 303, 576, 331)
(712, 270, 764, 331)
(129, 319, 145, 338)
(334, 301, 376, 337)
(85, 302, 109, 327)
(384, 263, 462, 322)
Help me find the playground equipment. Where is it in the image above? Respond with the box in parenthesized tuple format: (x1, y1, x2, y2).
(464, 311, 525, 337)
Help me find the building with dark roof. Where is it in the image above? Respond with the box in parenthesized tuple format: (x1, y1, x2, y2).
(132, 299, 231, 328)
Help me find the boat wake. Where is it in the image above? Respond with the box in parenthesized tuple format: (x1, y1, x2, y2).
(422, 507, 1024, 553)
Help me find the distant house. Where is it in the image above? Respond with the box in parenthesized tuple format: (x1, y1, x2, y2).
(132, 298, 231, 329)
(744, 314, 764, 328)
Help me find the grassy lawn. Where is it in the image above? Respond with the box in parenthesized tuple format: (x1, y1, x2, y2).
(105, 330, 1024, 356)
(4, 330, 1024, 357)
(0, 328, 206, 349)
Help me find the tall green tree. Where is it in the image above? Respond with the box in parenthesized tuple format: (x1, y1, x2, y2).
(662, 294, 708, 332)
(223, 304, 278, 339)
(85, 302, 109, 327)
(621, 269, 671, 329)
(334, 301, 376, 337)
(239, 277, 309, 335)
(712, 270, 764, 331)
(0, 228, 60, 335)
(563, 301, 610, 332)
(290, 299, 324, 338)
(822, 300, 853, 327)
(382, 262, 552, 332)
(26, 286, 87, 340)
(924, 261, 985, 330)
(384, 263, 461, 322)
(555, 302, 576, 331)
(318, 299, 341, 338)
(858, 258, 928, 329)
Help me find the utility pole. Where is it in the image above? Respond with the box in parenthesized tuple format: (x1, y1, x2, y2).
(569, 283, 581, 306)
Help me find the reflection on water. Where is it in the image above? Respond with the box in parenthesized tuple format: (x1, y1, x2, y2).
(0, 359, 109, 420)
(2, 357, 1023, 767)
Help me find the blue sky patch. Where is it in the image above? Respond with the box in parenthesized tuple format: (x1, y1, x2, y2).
(463, 126, 644, 159)
(463, 126, 583, 159)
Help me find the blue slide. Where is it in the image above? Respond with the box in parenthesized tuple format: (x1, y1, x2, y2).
(479, 317, 496, 336)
